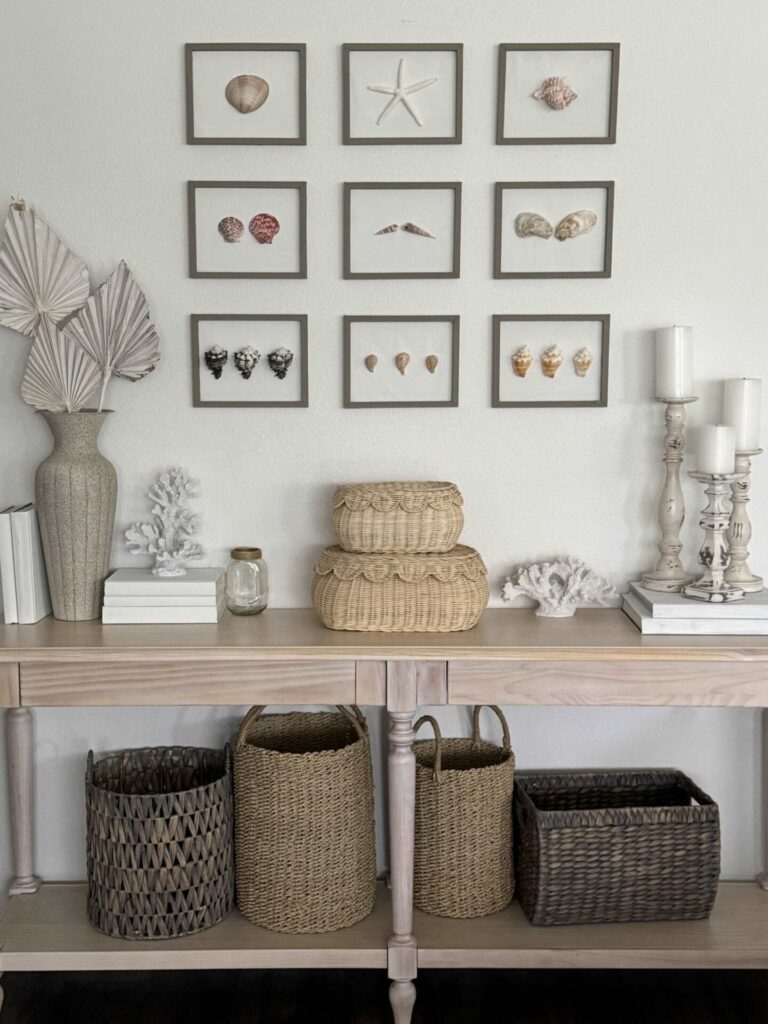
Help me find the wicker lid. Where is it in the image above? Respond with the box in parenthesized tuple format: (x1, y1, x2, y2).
(332, 481, 463, 513)
(314, 544, 486, 583)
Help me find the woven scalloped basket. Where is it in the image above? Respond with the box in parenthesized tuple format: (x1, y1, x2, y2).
(332, 481, 464, 554)
(312, 544, 489, 632)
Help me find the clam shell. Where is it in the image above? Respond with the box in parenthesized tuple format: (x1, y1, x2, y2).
(218, 216, 244, 243)
(555, 210, 598, 241)
(425, 355, 438, 374)
(395, 352, 410, 375)
(225, 74, 270, 114)
(402, 222, 435, 238)
(514, 212, 553, 240)
(249, 213, 280, 244)
(364, 354, 378, 373)
(532, 76, 578, 111)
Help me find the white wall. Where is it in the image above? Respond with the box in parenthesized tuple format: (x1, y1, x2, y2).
(1, 0, 767, 886)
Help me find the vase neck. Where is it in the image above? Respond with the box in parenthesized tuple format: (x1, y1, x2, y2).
(39, 410, 111, 455)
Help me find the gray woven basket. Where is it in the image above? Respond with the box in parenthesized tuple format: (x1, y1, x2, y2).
(234, 705, 377, 934)
(514, 769, 721, 926)
(86, 745, 234, 941)
(413, 706, 515, 919)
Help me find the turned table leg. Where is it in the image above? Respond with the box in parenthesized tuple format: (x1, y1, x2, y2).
(6, 708, 41, 896)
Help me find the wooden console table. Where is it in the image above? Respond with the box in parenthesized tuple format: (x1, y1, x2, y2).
(2, 607, 768, 1023)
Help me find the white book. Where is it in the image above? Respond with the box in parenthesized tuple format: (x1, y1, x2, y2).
(102, 598, 225, 625)
(103, 591, 222, 608)
(104, 567, 225, 597)
(629, 581, 768, 619)
(10, 505, 51, 624)
(0, 506, 18, 624)
(623, 593, 768, 635)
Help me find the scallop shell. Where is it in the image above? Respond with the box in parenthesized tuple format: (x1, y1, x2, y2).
(425, 355, 438, 374)
(511, 345, 533, 378)
(364, 354, 378, 373)
(234, 345, 261, 380)
(573, 346, 593, 377)
(218, 216, 244, 243)
(375, 224, 398, 235)
(249, 213, 280, 244)
(225, 74, 270, 114)
(402, 222, 435, 239)
(540, 345, 564, 379)
(532, 76, 578, 111)
(554, 210, 598, 241)
(395, 352, 410, 375)
(514, 212, 553, 240)
(21, 316, 100, 412)
(204, 344, 228, 379)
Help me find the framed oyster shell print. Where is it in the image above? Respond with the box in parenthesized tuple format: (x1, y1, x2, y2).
(191, 314, 308, 407)
(342, 43, 463, 145)
(492, 314, 610, 408)
(344, 182, 461, 279)
(494, 181, 614, 279)
(497, 43, 619, 145)
(188, 181, 307, 279)
(185, 43, 307, 145)
(344, 315, 459, 408)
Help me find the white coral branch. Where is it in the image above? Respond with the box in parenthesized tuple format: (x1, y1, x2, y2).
(124, 467, 205, 576)
(502, 557, 616, 617)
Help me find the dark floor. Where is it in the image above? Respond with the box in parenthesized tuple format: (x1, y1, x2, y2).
(2, 970, 768, 1024)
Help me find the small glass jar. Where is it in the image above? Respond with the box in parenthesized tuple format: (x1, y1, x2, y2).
(225, 547, 269, 615)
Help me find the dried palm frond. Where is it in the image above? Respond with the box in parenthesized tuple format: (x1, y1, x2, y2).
(21, 317, 101, 412)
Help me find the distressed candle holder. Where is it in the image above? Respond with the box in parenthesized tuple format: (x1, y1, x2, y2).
(642, 397, 698, 592)
(683, 470, 746, 604)
(725, 449, 764, 593)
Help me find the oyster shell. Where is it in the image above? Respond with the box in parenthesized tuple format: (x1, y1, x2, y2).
(234, 345, 260, 379)
(532, 75, 578, 111)
(573, 346, 593, 377)
(364, 354, 378, 373)
(375, 224, 398, 235)
(425, 355, 438, 374)
(511, 345, 533, 378)
(249, 213, 280, 244)
(555, 210, 597, 241)
(514, 212, 553, 240)
(402, 222, 435, 239)
(225, 74, 270, 114)
(541, 345, 564, 379)
(218, 216, 244, 243)
(268, 346, 293, 379)
(395, 352, 410, 375)
(204, 344, 228, 379)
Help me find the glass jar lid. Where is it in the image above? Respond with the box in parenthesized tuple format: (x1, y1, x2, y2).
(231, 546, 262, 560)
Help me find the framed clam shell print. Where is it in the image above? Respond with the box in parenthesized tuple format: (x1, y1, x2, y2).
(492, 315, 609, 408)
(192, 314, 308, 407)
(188, 181, 307, 278)
(497, 43, 619, 145)
(185, 43, 306, 145)
(342, 43, 463, 144)
(494, 181, 614, 279)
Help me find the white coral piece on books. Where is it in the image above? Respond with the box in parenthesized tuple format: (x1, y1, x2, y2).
(502, 557, 617, 617)
(21, 317, 101, 412)
(125, 468, 205, 577)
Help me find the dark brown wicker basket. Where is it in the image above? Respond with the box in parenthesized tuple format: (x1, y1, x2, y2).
(86, 745, 234, 941)
(514, 769, 720, 927)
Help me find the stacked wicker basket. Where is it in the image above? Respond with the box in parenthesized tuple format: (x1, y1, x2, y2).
(312, 481, 489, 632)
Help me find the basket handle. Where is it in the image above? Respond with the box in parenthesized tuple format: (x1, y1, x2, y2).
(471, 705, 511, 753)
(235, 704, 366, 749)
(414, 715, 442, 783)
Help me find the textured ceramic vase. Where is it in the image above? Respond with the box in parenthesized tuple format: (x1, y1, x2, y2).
(35, 411, 117, 620)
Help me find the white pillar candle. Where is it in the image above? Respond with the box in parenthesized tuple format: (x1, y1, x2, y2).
(723, 378, 762, 452)
(655, 326, 694, 400)
(698, 424, 736, 474)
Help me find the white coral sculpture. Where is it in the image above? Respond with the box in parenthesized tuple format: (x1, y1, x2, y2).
(125, 468, 205, 577)
(502, 557, 617, 618)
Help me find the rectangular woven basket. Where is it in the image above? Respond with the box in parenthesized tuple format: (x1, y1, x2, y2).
(514, 769, 720, 926)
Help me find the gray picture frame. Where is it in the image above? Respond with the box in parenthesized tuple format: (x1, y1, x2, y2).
(343, 182, 462, 279)
(191, 313, 309, 408)
(185, 43, 307, 146)
(496, 43, 620, 146)
(494, 181, 614, 279)
(492, 314, 610, 408)
(188, 180, 308, 279)
(343, 315, 460, 408)
(342, 43, 463, 145)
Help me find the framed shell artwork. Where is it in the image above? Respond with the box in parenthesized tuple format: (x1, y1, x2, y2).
(497, 43, 620, 145)
(185, 43, 307, 145)
(191, 314, 308, 407)
(342, 43, 463, 145)
(492, 314, 610, 408)
(188, 181, 307, 278)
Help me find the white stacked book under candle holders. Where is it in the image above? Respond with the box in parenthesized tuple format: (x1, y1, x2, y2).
(102, 567, 225, 624)
(623, 582, 768, 636)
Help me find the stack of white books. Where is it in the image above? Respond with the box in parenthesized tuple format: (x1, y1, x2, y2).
(0, 504, 52, 624)
(103, 567, 226, 624)
(623, 581, 768, 635)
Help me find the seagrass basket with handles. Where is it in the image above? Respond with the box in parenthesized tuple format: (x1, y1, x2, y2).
(86, 745, 234, 941)
(234, 705, 377, 934)
(332, 481, 464, 554)
(413, 706, 515, 918)
(514, 769, 721, 926)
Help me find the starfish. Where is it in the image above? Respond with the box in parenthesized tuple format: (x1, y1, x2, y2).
(367, 59, 438, 127)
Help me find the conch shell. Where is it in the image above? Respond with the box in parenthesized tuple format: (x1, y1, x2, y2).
(425, 355, 438, 374)
(573, 346, 593, 377)
(225, 74, 270, 114)
(218, 216, 244, 243)
(204, 345, 228, 380)
(402, 222, 435, 238)
(514, 212, 553, 240)
(511, 345, 533, 378)
(395, 352, 410, 375)
(249, 213, 280, 244)
(532, 76, 578, 111)
(541, 345, 563, 379)
(375, 224, 398, 235)
(555, 210, 597, 241)
(364, 354, 378, 373)
(234, 345, 260, 380)
(267, 346, 293, 379)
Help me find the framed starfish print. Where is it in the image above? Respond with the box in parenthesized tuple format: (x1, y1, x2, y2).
(342, 43, 463, 144)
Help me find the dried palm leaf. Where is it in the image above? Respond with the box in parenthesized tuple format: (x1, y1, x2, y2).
(21, 317, 101, 412)
(64, 260, 160, 410)
(0, 200, 90, 337)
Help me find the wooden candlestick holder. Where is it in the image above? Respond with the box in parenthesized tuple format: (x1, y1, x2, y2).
(725, 449, 764, 593)
(683, 470, 746, 603)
